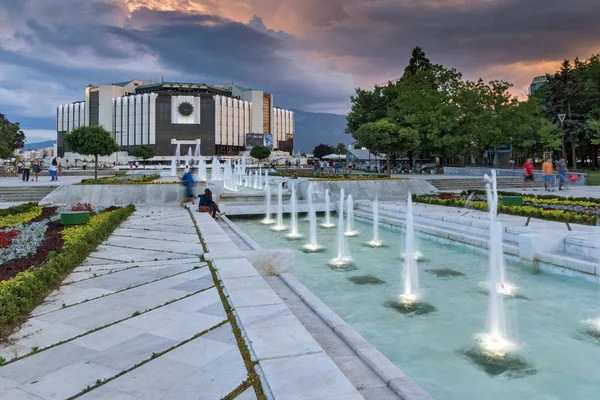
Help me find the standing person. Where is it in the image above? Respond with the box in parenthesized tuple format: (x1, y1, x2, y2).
(49, 158, 58, 181)
(522, 158, 535, 191)
(32, 159, 40, 182)
(542, 158, 554, 191)
(180, 168, 196, 208)
(556, 157, 569, 191)
(58, 162, 63, 177)
(17, 161, 23, 179)
(22, 159, 32, 182)
(334, 161, 339, 174)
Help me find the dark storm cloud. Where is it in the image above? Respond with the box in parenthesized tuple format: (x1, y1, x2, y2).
(307, 0, 600, 77)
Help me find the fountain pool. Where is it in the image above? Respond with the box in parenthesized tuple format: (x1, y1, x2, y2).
(231, 214, 600, 400)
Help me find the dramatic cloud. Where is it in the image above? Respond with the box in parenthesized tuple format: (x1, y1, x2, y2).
(0, 0, 598, 141)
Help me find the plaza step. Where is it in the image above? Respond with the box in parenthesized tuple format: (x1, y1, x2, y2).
(425, 177, 525, 192)
(0, 185, 59, 202)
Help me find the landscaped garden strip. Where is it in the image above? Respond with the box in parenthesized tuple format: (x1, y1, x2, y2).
(413, 194, 598, 225)
(0, 206, 43, 228)
(0, 202, 38, 217)
(0, 205, 135, 335)
(79, 174, 161, 185)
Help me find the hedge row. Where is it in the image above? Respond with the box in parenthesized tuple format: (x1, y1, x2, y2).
(0, 205, 135, 333)
(413, 196, 597, 225)
(79, 174, 160, 185)
(463, 190, 600, 205)
(0, 202, 38, 218)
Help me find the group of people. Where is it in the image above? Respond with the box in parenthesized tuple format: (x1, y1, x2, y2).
(522, 157, 571, 191)
(2, 158, 62, 182)
(314, 159, 350, 174)
(179, 168, 224, 220)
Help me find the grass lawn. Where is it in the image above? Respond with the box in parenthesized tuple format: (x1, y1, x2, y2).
(586, 171, 600, 186)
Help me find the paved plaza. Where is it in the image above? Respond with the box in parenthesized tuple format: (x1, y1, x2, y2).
(0, 206, 382, 400)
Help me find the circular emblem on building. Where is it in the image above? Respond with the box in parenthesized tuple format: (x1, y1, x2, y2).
(178, 101, 194, 117)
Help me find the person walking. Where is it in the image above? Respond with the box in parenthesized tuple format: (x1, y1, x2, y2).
(334, 161, 340, 174)
(49, 158, 58, 181)
(180, 168, 196, 208)
(556, 157, 569, 191)
(522, 158, 535, 191)
(32, 159, 40, 182)
(22, 159, 32, 182)
(542, 158, 554, 191)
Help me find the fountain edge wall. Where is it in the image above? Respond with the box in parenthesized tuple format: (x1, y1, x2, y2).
(295, 179, 437, 201)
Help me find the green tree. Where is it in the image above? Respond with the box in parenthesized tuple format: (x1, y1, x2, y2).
(354, 119, 419, 177)
(312, 144, 335, 159)
(64, 126, 119, 180)
(335, 142, 347, 155)
(0, 113, 26, 159)
(250, 145, 271, 164)
(131, 145, 155, 169)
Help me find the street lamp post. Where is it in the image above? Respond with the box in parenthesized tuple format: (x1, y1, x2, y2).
(558, 113, 566, 159)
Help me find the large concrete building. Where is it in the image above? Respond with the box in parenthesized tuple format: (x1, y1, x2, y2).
(56, 80, 295, 158)
(529, 75, 548, 95)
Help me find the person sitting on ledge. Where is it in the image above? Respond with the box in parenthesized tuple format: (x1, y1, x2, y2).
(198, 188, 224, 219)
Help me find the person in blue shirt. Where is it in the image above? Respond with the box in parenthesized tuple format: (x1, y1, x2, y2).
(180, 168, 196, 208)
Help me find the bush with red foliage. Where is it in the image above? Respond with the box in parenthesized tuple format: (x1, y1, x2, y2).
(71, 203, 93, 212)
(438, 194, 459, 200)
(0, 230, 19, 249)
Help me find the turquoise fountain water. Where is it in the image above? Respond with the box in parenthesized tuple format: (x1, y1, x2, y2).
(232, 213, 600, 400)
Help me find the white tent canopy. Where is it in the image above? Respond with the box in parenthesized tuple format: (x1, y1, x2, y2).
(322, 154, 347, 160)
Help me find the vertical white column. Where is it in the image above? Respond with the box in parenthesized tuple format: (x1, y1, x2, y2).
(115, 97, 121, 145)
(227, 97, 233, 146)
(215, 95, 221, 146)
(149, 94, 157, 145)
(233, 99, 239, 146)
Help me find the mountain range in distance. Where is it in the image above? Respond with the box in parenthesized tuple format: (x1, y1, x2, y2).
(21, 110, 351, 153)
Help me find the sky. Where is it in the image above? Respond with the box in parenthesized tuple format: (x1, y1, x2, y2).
(1, 0, 599, 143)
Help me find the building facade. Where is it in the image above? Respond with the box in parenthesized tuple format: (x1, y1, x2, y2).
(56, 80, 295, 157)
(529, 75, 548, 95)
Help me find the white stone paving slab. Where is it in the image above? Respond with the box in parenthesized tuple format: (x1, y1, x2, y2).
(163, 336, 234, 368)
(119, 223, 197, 235)
(102, 236, 204, 255)
(0, 375, 19, 394)
(148, 312, 225, 341)
(33, 286, 115, 315)
(73, 324, 146, 352)
(62, 303, 141, 330)
(112, 228, 201, 243)
(163, 287, 221, 313)
(259, 352, 363, 400)
(75, 387, 142, 400)
(19, 361, 120, 400)
(7, 319, 87, 351)
(158, 347, 248, 400)
(0, 388, 44, 399)
(103, 358, 199, 399)
(90, 245, 194, 263)
(214, 258, 262, 279)
(120, 308, 193, 331)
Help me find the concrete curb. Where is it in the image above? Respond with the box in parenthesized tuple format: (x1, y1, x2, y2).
(279, 272, 434, 400)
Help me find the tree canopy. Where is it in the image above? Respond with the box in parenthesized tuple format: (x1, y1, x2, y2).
(132, 145, 155, 169)
(0, 113, 26, 159)
(250, 145, 271, 161)
(312, 144, 335, 159)
(64, 126, 119, 179)
(354, 119, 419, 177)
(347, 46, 566, 168)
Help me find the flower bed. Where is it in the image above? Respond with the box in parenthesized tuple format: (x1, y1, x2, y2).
(0, 230, 19, 249)
(413, 193, 599, 225)
(0, 204, 135, 333)
(0, 206, 43, 228)
(79, 174, 161, 185)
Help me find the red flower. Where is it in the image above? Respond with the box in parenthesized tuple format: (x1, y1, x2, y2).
(0, 230, 20, 248)
(71, 203, 93, 212)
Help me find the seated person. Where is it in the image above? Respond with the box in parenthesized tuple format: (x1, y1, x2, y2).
(198, 188, 224, 219)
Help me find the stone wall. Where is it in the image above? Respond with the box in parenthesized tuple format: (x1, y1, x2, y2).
(294, 179, 437, 201)
(443, 166, 588, 185)
(39, 181, 225, 206)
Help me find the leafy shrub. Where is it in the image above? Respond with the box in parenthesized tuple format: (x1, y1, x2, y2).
(0, 207, 43, 228)
(0, 205, 135, 331)
(0, 203, 38, 218)
(71, 203, 93, 212)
